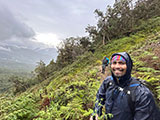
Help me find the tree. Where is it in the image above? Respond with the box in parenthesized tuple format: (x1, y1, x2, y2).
(9, 76, 28, 94)
(34, 60, 48, 82)
(46, 59, 57, 76)
(79, 37, 91, 50)
(56, 37, 87, 69)
(85, 25, 98, 43)
(94, 9, 108, 45)
(133, 0, 160, 21)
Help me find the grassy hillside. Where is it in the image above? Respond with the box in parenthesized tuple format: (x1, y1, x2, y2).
(0, 65, 34, 94)
(0, 17, 160, 120)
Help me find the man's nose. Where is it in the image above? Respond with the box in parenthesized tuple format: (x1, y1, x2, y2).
(115, 63, 120, 68)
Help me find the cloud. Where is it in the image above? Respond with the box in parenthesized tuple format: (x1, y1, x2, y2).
(0, 2, 35, 41)
(35, 33, 61, 47)
(1, 0, 114, 37)
(0, 46, 11, 52)
(0, 0, 114, 49)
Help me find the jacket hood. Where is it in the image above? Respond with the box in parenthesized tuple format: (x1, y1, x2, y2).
(110, 52, 133, 87)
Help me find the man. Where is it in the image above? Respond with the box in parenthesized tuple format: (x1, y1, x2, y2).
(90, 52, 160, 120)
(102, 56, 109, 74)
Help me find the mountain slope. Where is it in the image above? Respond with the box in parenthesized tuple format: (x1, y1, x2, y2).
(0, 17, 160, 120)
(0, 44, 57, 70)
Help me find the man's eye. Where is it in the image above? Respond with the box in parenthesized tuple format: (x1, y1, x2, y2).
(119, 62, 125, 64)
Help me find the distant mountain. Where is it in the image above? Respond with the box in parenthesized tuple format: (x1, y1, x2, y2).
(0, 44, 58, 70)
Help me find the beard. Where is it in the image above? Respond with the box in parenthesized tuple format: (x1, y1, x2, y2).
(112, 68, 126, 78)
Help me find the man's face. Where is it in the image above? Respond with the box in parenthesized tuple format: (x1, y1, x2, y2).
(111, 59, 127, 78)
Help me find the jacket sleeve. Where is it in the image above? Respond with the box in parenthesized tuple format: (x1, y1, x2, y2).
(134, 86, 160, 120)
(94, 80, 107, 116)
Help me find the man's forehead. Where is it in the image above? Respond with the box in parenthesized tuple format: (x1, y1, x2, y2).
(111, 55, 126, 62)
(112, 59, 126, 63)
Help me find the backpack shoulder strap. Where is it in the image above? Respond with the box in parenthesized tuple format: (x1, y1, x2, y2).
(127, 77, 141, 116)
(129, 77, 141, 88)
(104, 76, 114, 91)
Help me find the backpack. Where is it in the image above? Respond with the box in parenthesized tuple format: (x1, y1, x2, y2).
(103, 58, 109, 65)
(105, 77, 156, 116)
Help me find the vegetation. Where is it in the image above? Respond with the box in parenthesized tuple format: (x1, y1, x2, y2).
(0, 67, 33, 94)
(0, 0, 160, 119)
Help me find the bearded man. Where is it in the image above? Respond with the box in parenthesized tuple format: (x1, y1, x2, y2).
(90, 52, 160, 120)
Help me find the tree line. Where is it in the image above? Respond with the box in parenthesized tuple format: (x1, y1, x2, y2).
(9, 0, 160, 95)
(51, 0, 160, 72)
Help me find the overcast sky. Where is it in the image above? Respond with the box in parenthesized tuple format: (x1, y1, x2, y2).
(0, 0, 114, 48)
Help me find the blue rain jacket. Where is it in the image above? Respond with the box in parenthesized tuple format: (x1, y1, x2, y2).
(94, 52, 160, 120)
